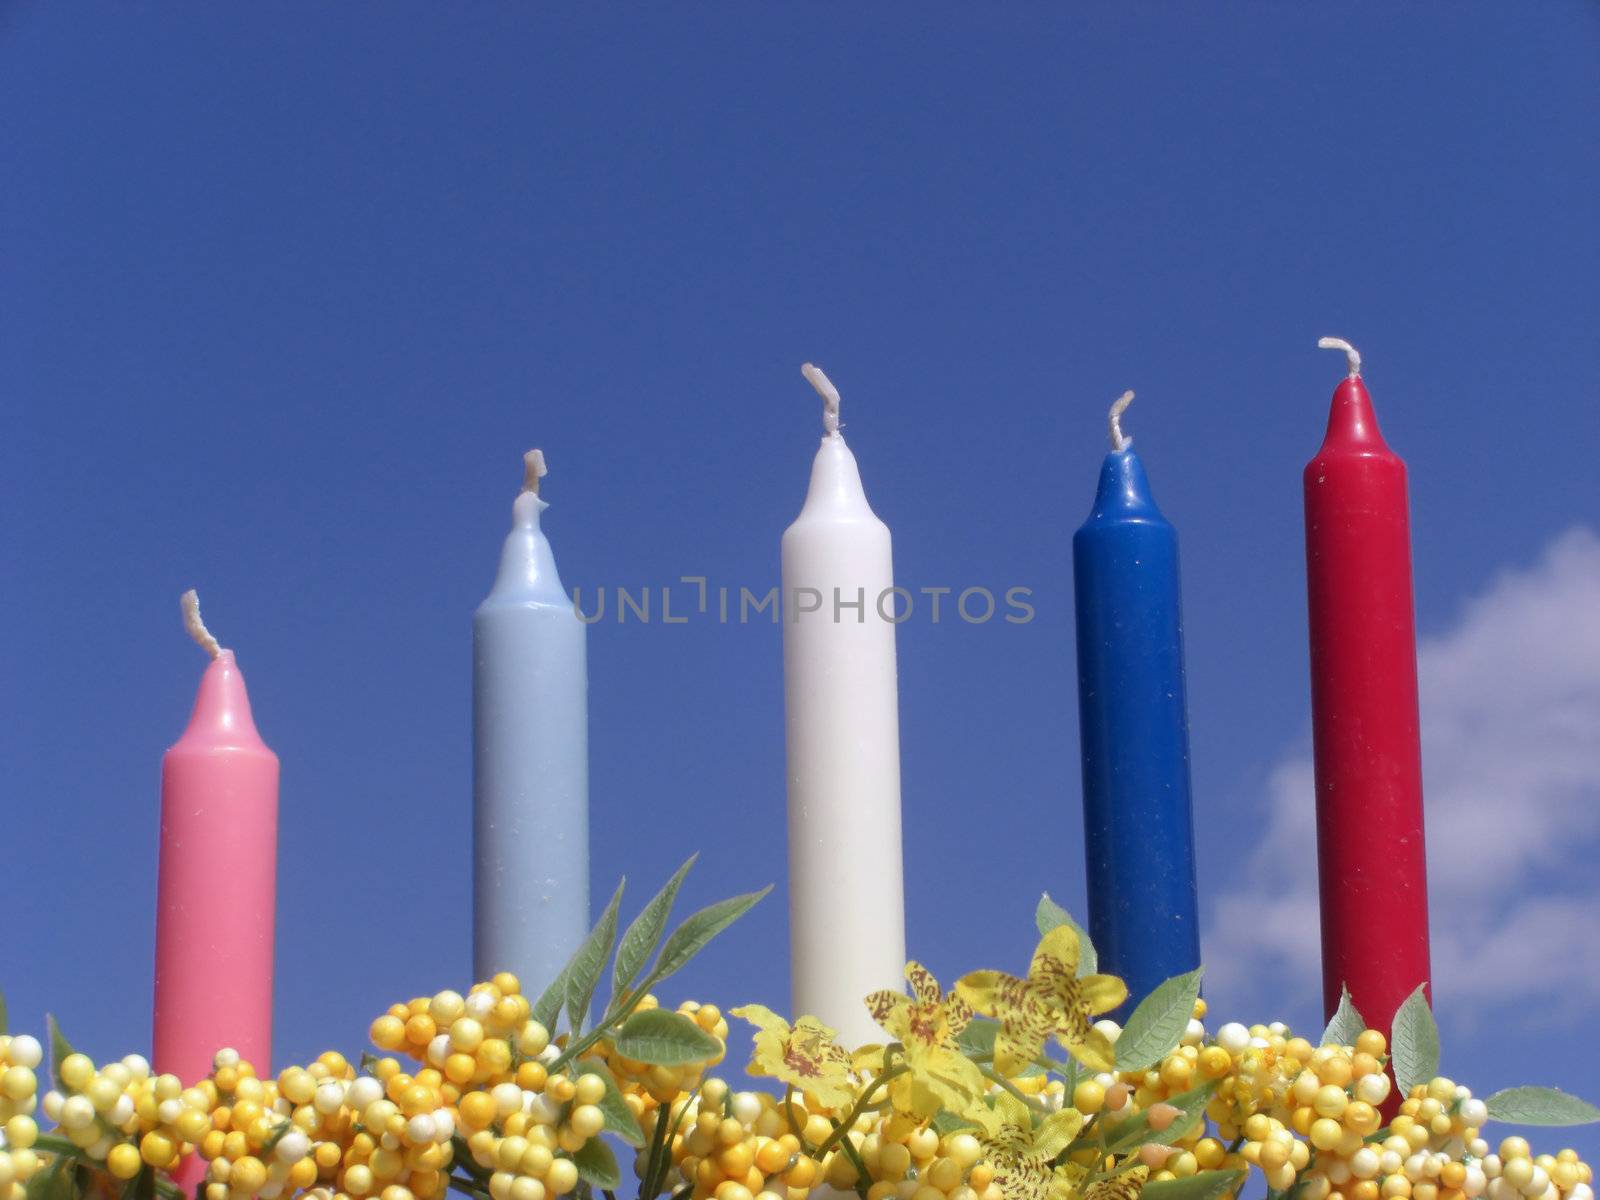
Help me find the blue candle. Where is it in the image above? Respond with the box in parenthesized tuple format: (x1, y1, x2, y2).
(474, 449, 589, 990)
(1072, 393, 1200, 1009)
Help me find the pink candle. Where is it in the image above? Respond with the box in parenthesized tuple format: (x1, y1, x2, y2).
(154, 591, 278, 1111)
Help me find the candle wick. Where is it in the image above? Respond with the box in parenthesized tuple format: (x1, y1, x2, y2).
(801, 362, 842, 437)
(1317, 336, 1362, 378)
(180, 589, 223, 659)
(522, 448, 549, 496)
(1108, 390, 1135, 453)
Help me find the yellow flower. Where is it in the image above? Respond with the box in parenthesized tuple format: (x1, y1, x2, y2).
(969, 1091, 1088, 1200)
(1083, 1167, 1150, 1200)
(729, 1004, 856, 1110)
(865, 962, 984, 1119)
(956, 926, 1127, 1074)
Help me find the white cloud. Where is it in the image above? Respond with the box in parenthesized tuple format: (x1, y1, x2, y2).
(1205, 526, 1600, 1027)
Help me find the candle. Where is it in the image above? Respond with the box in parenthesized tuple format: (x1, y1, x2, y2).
(1305, 339, 1431, 1036)
(474, 450, 589, 990)
(782, 364, 907, 1045)
(1073, 392, 1201, 1009)
(154, 591, 278, 1097)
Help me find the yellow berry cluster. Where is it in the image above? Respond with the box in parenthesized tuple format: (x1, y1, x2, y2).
(1101, 1009, 1392, 1191)
(1321, 1085, 1590, 1200)
(653, 1080, 1001, 1200)
(40, 1046, 220, 1181)
(663, 1081, 800, 1200)
(1480, 1137, 1593, 1200)
(1234, 1029, 1390, 1194)
(849, 1112, 998, 1200)
(0, 1033, 45, 1200)
(8, 942, 1599, 1200)
(456, 1068, 605, 1200)
(188, 1049, 321, 1200)
(368, 975, 533, 1091)
(1072, 1067, 1212, 1182)
(166, 973, 610, 1200)
(1052, 998, 1226, 1183)
(1086, 1010, 1596, 1200)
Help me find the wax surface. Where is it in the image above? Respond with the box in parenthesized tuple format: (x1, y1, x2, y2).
(1073, 448, 1201, 1010)
(1304, 375, 1431, 1037)
(473, 490, 589, 994)
(154, 651, 279, 1090)
(782, 433, 907, 1046)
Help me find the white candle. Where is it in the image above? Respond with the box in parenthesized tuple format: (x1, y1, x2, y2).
(782, 363, 908, 1046)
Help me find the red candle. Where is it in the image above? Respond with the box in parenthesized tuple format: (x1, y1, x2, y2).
(155, 591, 278, 1182)
(1303, 339, 1431, 1041)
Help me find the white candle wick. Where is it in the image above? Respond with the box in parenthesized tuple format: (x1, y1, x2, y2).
(801, 362, 842, 437)
(1318, 336, 1362, 378)
(1108, 390, 1135, 453)
(180, 589, 223, 659)
(523, 448, 549, 495)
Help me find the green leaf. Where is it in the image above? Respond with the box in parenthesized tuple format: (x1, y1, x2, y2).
(642, 885, 772, 990)
(572, 1137, 621, 1189)
(25, 1158, 76, 1200)
(121, 1165, 156, 1200)
(613, 1008, 723, 1066)
(577, 1058, 647, 1147)
(1321, 985, 1368, 1048)
(612, 855, 697, 1007)
(1142, 1170, 1246, 1200)
(566, 878, 626, 1036)
(532, 962, 573, 1034)
(48, 1014, 76, 1090)
(930, 1109, 981, 1135)
(1115, 967, 1204, 1072)
(1389, 985, 1439, 1097)
(1036, 893, 1098, 977)
(1485, 1086, 1600, 1126)
(1100, 1082, 1216, 1154)
(955, 1016, 998, 1059)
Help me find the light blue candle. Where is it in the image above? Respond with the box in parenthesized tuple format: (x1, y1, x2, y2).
(473, 449, 589, 990)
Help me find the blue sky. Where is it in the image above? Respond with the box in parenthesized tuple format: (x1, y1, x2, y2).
(4, 1, 1598, 1160)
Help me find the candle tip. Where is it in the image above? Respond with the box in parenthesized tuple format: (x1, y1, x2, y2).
(180, 589, 223, 660)
(801, 362, 842, 436)
(522, 449, 548, 495)
(1318, 337, 1362, 378)
(1108, 390, 1135, 453)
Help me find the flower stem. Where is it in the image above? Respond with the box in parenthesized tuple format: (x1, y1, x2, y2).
(811, 1067, 906, 1160)
(783, 1087, 810, 1152)
(979, 1065, 1040, 1111)
(640, 1097, 677, 1199)
(453, 1136, 491, 1180)
(827, 1121, 873, 1200)
(647, 1088, 701, 1200)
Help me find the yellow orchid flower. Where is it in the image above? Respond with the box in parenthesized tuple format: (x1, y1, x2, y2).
(729, 1004, 857, 1111)
(1083, 1167, 1150, 1200)
(864, 961, 984, 1119)
(955, 925, 1128, 1074)
(850, 1043, 887, 1074)
(969, 1091, 1088, 1200)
